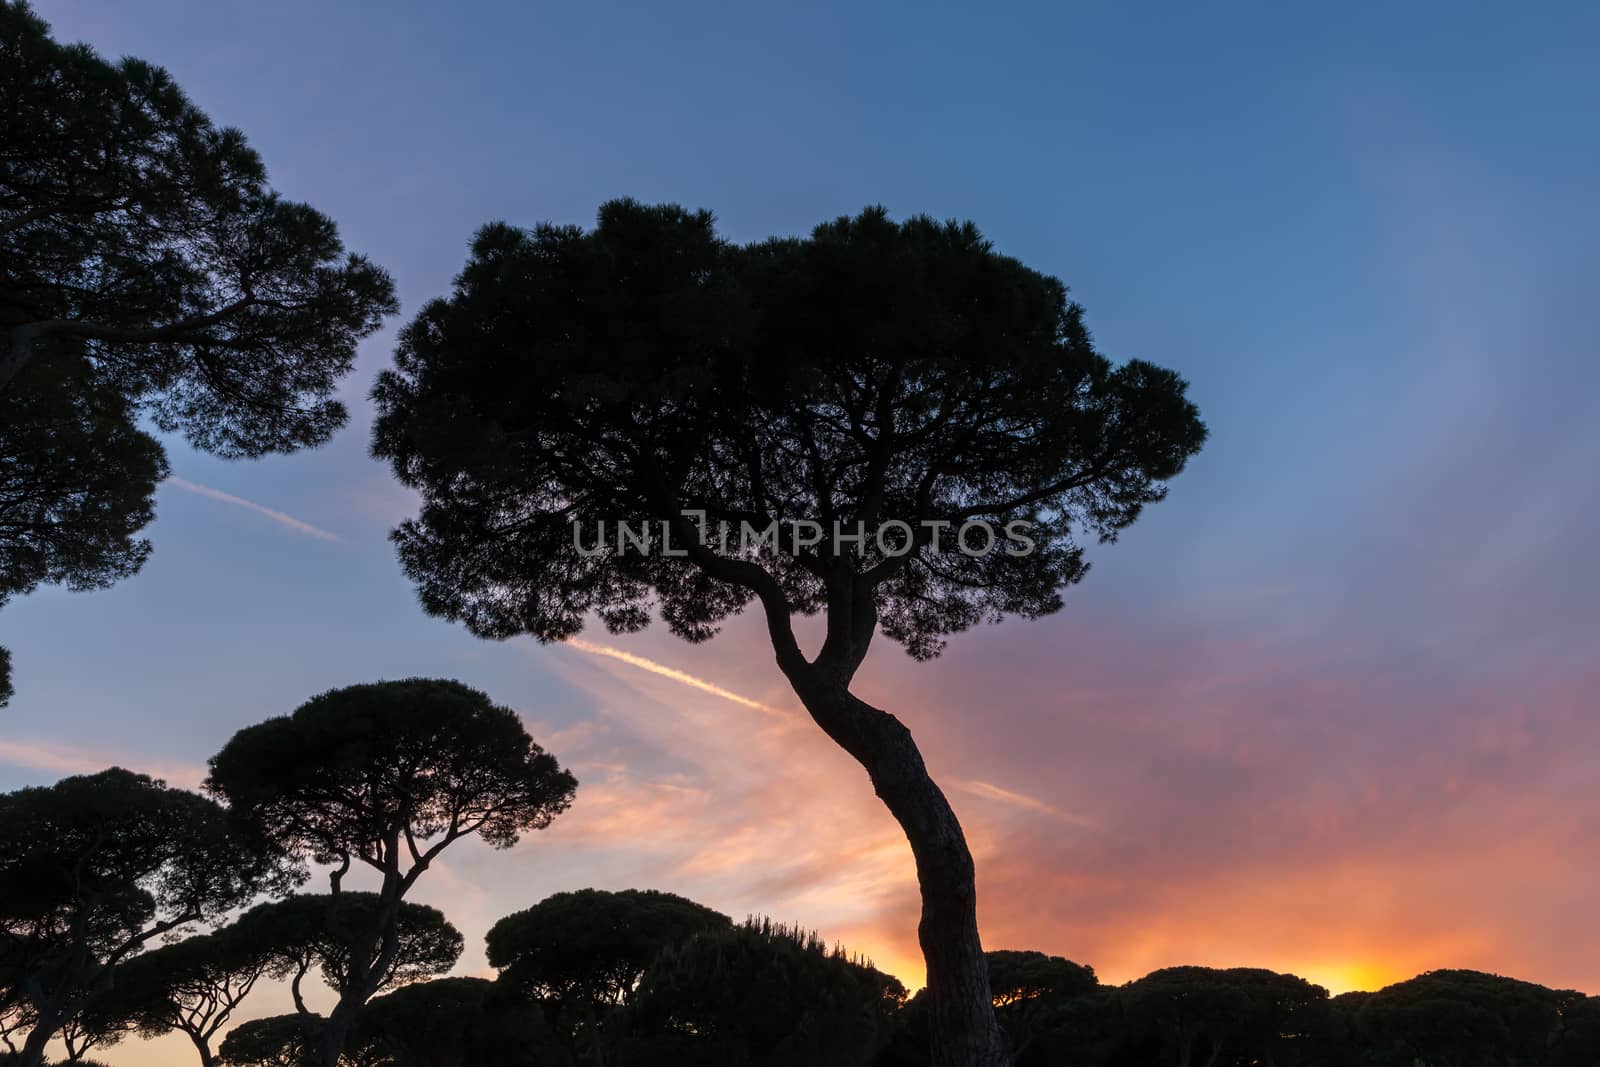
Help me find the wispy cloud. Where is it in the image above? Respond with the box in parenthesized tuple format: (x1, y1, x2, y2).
(526, 625, 924, 982)
(0, 738, 207, 790)
(166, 476, 340, 542)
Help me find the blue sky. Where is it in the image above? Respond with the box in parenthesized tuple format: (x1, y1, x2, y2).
(7, 1, 1600, 1061)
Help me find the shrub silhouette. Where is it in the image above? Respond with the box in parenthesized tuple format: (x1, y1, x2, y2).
(487, 888, 729, 1066)
(618, 917, 907, 1067)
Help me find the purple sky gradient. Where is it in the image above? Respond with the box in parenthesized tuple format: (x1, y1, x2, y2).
(6, 2, 1598, 1061)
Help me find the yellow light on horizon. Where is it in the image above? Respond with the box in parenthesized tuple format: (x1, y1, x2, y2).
(1296, 961, 1400, 995)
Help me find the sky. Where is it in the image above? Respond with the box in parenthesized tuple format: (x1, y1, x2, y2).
(7, 1, 1600, 1061)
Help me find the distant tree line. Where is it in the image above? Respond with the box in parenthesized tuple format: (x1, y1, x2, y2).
(3, 676, 1597, 1066)
(881, 959, 1600, 1067)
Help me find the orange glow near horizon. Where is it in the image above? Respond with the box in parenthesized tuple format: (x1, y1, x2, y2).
(11, 602, 1598, 1067)
(541, 627, 1600, 1001)
(1297, 963, 1406, 996)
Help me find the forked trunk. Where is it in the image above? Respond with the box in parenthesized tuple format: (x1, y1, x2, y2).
(304, 872, 403, 1067)
(307, 974, 375, 1067)
(793, 674, 1010, 1067)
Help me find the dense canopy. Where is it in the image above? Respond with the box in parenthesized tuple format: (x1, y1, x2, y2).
(206, 679, 574, 1067)
(0, 768, 289, 1064)
(373, 199, 1206, 1066)
(0, 0, 396, 706)
(372, 200, 1205, 660)
(486, 888, 731, 1009)
(206, 678, 577, 869)
(0, 0, 397, 445)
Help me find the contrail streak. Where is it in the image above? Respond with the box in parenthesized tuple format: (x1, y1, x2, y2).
(565, 637, 786, 716)
(955, 778, 1101, 829)
(167, 476, 340, 542)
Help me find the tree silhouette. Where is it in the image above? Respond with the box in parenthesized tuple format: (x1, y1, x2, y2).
(880, 950, 1100, 1067)
(486, 888, 729, 1066)
(986, 950, 1098, 1011)
(91, 921, 285, 1067)
(0, 339, 165, 709)
(1121, 966, 1328, 1067)
(1554, 995, 1600, 1067)
(0, 349, 165, 614)
(1009, 989, 1124, 1067)
(205, 679, 576, 1066)
(623, 918, 906, 1067)
(229, 892, 463, 1062)
(985, 951, 1099, 1061)
(218, 1014, 322, 1067)
(1347, 969, 1581, 1067)
(0, 949, 38, 1057)
(346, 976, 568, 1067)
(372, 200, 1206, 1065)
(0, 768, 291, 1067)
(42, 1006, 130, 1064)
(0, 0, 397, 704)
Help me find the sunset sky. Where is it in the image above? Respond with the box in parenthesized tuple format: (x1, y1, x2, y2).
(7, 2, 1600, 1062)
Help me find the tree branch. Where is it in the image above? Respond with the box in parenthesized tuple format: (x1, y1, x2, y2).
(1, 294, 256, 391)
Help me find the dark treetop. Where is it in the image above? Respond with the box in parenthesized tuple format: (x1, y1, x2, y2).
(487, 888, 731, 1010)
(371, 199, 1204, 1067)
(0, 1, 397, 705)
(86, 914, 293, 1067)
(205, 678, 577, 881)
(217, 1013, 320, 1067)
(626, 917, 907, 1067)
(227, 893, 464, 1011)
(0, 351, 165, 633)
(206, 679, 574, 1067)
(0, 768, 291, 1064)
(372, 200, 1205, 662)
(347, 977, 560, 1067)
(0, 0, 397, 446)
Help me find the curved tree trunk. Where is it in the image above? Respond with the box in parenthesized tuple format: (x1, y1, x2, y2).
(188, 1032, 218, 1067)
(18, 1014, 54, 1067)
(18, 1032, 47, 1067)
(309, 964, 380, 1067)
(792, 672, 1010, 1067)
(672, 515, 1011, 1066)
